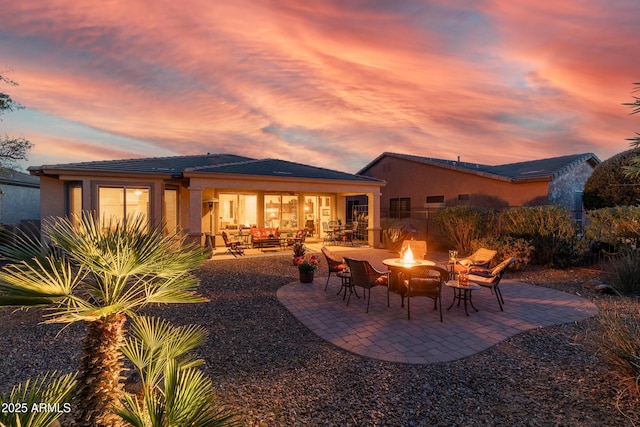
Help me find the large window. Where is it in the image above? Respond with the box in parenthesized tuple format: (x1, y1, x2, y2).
(390, 197, 410, 219)
(219, 194, 257, 229)
(265, 194, 298, 230)
(99, 186, 150, 226)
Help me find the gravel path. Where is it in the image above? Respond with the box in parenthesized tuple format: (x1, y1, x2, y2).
(0, 255, 639, 426)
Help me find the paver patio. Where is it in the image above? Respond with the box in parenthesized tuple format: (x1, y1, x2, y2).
(277, 275, 599, 364)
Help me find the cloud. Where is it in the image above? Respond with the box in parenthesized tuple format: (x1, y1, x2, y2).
(1, 0, 639, 173)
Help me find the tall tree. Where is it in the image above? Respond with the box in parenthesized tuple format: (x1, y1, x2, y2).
(0, 214, 209, 427)
(0, 73, 33, 167)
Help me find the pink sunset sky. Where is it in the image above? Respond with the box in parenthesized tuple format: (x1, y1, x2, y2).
(1, 0, 639, 173)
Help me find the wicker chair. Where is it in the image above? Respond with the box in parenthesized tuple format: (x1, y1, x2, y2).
(321, 246, 347, 290)
(344, 257, 390, 313)
(400, 265, 448, 321)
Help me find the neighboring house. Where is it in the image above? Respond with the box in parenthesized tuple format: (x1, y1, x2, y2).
(28, 153, 385, 247)
(357, 152, 600, 218)
(0, 168, 40, 225)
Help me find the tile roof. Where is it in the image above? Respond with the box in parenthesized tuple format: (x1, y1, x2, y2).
(28, 153, 381, 183)
(0, 168, 40, 187)
(359, 152, 600, 182)
(188, 158, 381, 182)
(28, 153, 252, 176)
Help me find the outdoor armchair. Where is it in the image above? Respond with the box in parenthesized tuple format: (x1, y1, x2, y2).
(287, 229, 306, 246)
(467, 257, 516, 311)
(344, 257, 390, 313)
(221, 231, 245, 257)
(400, 265, 448, 321)
(321, 246, 347, 290)
(455, 248, 497, 272)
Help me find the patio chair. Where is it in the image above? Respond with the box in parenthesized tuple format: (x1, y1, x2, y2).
(221, 231, 245, 257)
(342, 221, 358, 246)
(400, 265, 448, 321)
(321, 246, 347, 291)
(400, 240, 428, 260)
(322, 222, 335, 245)
(344, 257, 390, 313)
(286, 229, 306, 246)
(455, 248, 497, 272)
(467, 257, 516, 311)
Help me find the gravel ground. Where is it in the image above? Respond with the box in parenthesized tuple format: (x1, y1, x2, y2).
(1, 254, 639, 426)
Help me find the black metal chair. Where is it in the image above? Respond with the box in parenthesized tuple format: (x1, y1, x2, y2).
(322, 222, 335, 245)
(344, 257, 390, 313)
(221, 231, 245, 257)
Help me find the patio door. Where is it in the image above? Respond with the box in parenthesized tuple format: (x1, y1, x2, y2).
(304, 195, 332, 238)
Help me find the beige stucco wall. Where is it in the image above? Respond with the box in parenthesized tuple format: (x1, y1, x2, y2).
(36, 170, 384, 247)
(39, 175, 66, 221)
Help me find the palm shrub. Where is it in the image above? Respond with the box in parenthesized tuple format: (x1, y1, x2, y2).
(432, 206, 496, 255)
(0, 371, 77, 427)
(500, 206, 577, 267)
(117, 316, 239, 426)
(0, 213, 209, 427)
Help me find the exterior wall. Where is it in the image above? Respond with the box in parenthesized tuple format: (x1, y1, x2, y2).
(360, 156, 549, 213)
(548, 161, 594, 210)
(39, 175, 66, 222)
(0, 182, 40, 224)
(35, 171, 384, 247)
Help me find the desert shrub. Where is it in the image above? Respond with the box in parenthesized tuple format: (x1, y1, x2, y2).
(500, 205, 577, 267)
(604, 252, 640, 295)
(583, 206, 640, 255)
(583, 149, 640, 210)
(598, 303, 640, 395)
(470, 236, 534, 269)
(432, 206, 496, 255)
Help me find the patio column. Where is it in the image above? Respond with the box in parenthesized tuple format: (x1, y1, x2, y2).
(367, 192, 382, 248)
(187, 186, 204, 246)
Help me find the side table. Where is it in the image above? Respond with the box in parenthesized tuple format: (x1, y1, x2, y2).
(445, 280, 480, 316)
(336, 271, 359, 301)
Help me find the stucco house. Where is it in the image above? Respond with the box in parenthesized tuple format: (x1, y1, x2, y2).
(358, 152, 600, 219)
(0, 168, 40, 226)
(28, 153, 385, 247)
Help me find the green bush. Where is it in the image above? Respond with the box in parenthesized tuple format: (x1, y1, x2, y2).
(583, 149, 640, 210)
(500, 206, 577, 267)
(604, 252, 640, 295)
(470, 236, 534, 269)
(584, 206, 640, 254)
(432, 206, 496, 255)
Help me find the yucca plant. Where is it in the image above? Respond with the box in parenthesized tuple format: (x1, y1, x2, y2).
(0, 213, 209, 427)
(117, 316, 238, 426)
(0, 371, 77, 427)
